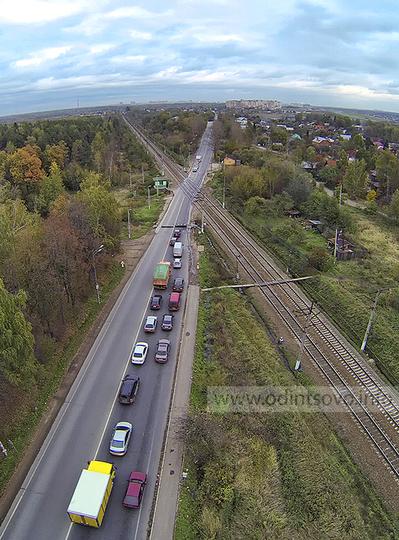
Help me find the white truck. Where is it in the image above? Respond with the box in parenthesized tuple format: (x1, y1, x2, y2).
(196, 154, 202, 161)
(173, 241, 183, 258)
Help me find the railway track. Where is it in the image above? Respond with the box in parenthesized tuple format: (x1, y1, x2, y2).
(123, 115, 399, 479)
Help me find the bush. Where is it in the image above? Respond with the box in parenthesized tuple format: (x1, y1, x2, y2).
(307, 246, 332, 271)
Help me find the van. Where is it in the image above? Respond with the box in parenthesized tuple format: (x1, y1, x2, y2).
(168, 292, 181, 311)
(173, 242, 183, 258)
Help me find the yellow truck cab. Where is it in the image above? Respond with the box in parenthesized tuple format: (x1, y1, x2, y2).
(67, 460, 116, 528)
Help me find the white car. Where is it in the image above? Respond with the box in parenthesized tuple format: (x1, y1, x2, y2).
(131, 342, 149, 365)
(109, 421, 133, 456)
(173, 258, 182, 269)
(144, 315, 157, 333)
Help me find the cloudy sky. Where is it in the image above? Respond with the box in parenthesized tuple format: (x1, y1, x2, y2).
(1, 0, 399, 115)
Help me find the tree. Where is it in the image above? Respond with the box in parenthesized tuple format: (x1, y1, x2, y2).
(343, 160, 368, 199)
(318, 166, 339, 189)
(305, 146, 316, 163)
(286, 173, 312, 206)
(0, 278, 36, 385)
(9, 145, 45, 209)
(270, 127, 288, 145)
(44, 141, 68, 170)
(376, 150, 399, 199)
(230, 166, 264, 201)
(307, 246, 331, 271)
(36, 162, 65, 216)
(78, 172, 120, 248)
(389, 189, 399, 220)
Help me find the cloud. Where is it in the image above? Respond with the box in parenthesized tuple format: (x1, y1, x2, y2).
(0, 0, 89, 25)
(89, 43, 115, 54)
(130, 30, 153, 41)
(13, 46, 72, 68)
(110, 54, 147, 64)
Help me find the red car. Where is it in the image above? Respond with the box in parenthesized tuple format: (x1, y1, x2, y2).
(123, 471, 147, 509)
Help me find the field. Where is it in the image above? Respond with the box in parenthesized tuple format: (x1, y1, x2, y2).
(232, 199, 399, 385)
(174, 243, 399, 540)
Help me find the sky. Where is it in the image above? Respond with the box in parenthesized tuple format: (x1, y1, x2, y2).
(2, 0, 399, 115)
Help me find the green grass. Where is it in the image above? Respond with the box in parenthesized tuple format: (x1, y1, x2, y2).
(0, 263, 125, 495)
(119, 192, 166, 240)
(174, 243, 399, 540)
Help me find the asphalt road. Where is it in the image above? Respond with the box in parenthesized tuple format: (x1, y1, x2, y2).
(0, 123, 213, 540)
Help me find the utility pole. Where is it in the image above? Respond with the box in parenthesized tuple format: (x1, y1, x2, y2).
(92, 244, 104, 304)
(294, 302, 314, 371)
(129, 169, 132, 190)
(147, 186, 151, 209)
(361, 289, 382, 352)
(127, 209, 132, 239)
(141, 164, 145, 184)
(201, 211, 205, 234)
(333, 184, 343, 262)
(222, 174, 226, 209)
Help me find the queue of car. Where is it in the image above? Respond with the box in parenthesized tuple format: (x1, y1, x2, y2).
(108, 227, 184, 512)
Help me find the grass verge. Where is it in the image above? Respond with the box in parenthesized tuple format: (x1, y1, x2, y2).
(174, 239, 399, 540)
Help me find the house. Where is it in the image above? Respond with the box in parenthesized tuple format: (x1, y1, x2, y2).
(301, 161, 317, 170)
(312, 136, 335, 146)
(306, 219, 323, 233)
(290, 133, 302, 141)
(223, 157, 236, 167)
(326, 159, 337, 167)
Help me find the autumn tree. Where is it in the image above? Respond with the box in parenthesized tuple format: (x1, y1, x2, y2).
(44, 141, 68, 170)
(9, 145, 45, 209)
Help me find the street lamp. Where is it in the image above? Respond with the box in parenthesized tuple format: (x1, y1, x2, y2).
(92, 244, 104, 304)
(127, 209, 132, 239)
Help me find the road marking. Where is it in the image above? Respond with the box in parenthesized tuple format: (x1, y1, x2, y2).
(0, 185, 186, 540)
(63, 194, 187, 540)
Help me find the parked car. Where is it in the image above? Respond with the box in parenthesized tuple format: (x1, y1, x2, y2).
(150, 294, 162, 310)
(161, 314, 174, 331)
(168, 292, 181, 311)
(118, 375, 140, 404)
(144, 315, 157, 333)
(109, 422, 133, 456)
(173, 258, 182, 269)
(173, 277, 185, 292)
(155, 339, 170, 363)
(192, 165, 198, 172)
(169, 237, 176, 247)
(131, 342, 148, 365)
(123, 471, 147, 508)
(173, 229, 181, 239)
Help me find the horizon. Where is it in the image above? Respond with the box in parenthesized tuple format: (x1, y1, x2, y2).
(2, 1, 399, 115)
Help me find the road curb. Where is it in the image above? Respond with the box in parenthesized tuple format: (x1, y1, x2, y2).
(149, 285, 200, 540)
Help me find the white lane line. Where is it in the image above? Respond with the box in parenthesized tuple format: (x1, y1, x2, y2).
(0, 239, 153, 539)
(64, 290, 152, 540)
(133, 427, 157, 540)
(1, 191, 185, 540)
(63, 195, 186, 540)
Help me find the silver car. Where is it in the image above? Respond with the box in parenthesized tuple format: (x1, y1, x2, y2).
(155, 339, 170, 363)
(109, 422, 133, 456)
(173, 258, 182, 269)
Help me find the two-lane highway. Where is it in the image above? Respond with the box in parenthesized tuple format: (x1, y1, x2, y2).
(0, 122, 214, 540)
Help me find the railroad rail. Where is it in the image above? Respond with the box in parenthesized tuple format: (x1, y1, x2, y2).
(123, 115, 399, 479)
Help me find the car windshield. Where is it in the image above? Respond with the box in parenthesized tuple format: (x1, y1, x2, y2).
(125, 495, 138, 505)
(112, 439, 124, 448)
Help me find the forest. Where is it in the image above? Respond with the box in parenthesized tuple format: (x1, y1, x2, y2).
(0, 114, 154, 486)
